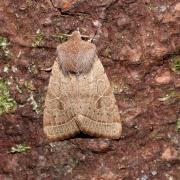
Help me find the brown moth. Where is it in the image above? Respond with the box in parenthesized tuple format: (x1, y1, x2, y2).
(43, 31, 122, 140)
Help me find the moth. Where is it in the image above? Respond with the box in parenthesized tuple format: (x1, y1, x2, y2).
(43, 31, 122, 140)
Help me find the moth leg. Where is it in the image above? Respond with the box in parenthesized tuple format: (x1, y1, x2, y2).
(76, 114, 122, 139)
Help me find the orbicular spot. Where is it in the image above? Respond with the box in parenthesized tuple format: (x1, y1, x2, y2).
(58, 101, 64, 110)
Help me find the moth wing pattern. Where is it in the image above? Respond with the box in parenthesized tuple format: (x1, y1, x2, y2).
(43, 60, 80, 140)
(43, 57, 122, 140)
(75, 57, 122, 139)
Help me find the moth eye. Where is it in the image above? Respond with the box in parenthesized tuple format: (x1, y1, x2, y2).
(58, 101, 64, 110)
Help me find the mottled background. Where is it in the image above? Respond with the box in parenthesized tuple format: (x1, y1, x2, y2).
(0, 0, 179, 179)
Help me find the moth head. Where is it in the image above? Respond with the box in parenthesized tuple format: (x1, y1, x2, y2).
(56, 31, 97, 75)
(69, 31, 81, 41)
